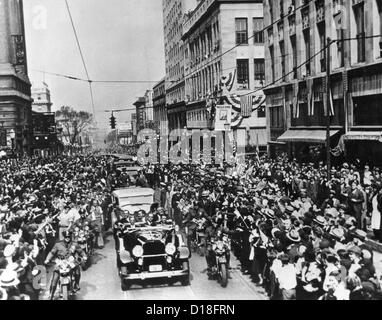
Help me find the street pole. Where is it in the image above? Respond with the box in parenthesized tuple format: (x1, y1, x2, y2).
(326, 37, 332, 179)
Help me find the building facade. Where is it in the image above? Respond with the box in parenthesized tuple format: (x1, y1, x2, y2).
(144, 89, 155, 129)
(32, 82, 52, 113)
(182, 0, 267, 158)
(0, 0, 32, 156)
(153, 77, 168, 134)
(31, 82, 60, 156)
(264, 0, 382, 164)
(31, 111, 61, 157)
(133, 97, 146, 133)
(162, 0, 198, 133)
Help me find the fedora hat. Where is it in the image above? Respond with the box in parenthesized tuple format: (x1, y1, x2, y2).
(330, 228, 345, 240)
(286, 229, 301, 243)
(201, 190, 210, 197)
(313, 215, 326, 226)
(354, 229, 367, 240)
(285, 205, 294, 214)
(0, 270, 20, 287)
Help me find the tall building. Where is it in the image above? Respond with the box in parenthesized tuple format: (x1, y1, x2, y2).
(32, 82, 52, 113)
(182, 0, 266, 156)
(265, 0, 382, 164)
(153, 77, 167, 134)
(31, 82, 60, 156)
(0, 0, 32, 156)
(162, 0, 198, 133)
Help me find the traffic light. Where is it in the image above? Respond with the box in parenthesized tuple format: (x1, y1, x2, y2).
(110, 114, 116, 129)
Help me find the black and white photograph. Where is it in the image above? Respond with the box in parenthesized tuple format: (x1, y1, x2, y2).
(0, 0, 382, 305)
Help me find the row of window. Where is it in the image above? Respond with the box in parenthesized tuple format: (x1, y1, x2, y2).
(269, 100, 345, 129)
(237, 59, 265, 85)
(168, 62, 183, 79)
(267, 0, 377, 83)
(167, 86, 184, 105)
(186, 62, 221, 101)
(187, 20, 220, 67)
(235, 17, 264, 45)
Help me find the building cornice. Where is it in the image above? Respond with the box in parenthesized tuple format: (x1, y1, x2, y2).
(182, 0, 262, 40)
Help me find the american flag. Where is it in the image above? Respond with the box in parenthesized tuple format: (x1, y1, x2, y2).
(240, 95, 253, 118)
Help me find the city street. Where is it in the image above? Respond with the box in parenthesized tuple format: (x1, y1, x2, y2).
(2, 0, 382, 303)
(64, 234, 267, 300)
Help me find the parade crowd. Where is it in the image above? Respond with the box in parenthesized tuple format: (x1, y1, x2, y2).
(1, 150, 382, 300)
(0, 155, 114, 300)
(137, 153, 382, 300)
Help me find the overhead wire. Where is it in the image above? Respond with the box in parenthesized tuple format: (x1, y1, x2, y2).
(239, 34, 382, 97)
(65, 0, 96, 119)
(183, 0, 316, 79)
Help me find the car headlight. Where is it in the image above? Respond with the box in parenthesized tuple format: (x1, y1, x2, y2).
(132, 245, 144, 257)
(165, 243, 176, 255)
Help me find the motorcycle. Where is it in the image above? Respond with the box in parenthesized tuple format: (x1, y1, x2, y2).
(56, 256, 77, 300)
(73, 226, 93, 270)
(191, 218, 207, 256)
(208, 235, 231, 288)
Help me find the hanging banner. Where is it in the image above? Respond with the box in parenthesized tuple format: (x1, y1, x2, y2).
(215, 105, 232, 131)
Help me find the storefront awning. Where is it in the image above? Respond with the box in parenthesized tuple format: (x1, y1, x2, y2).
(268, 141, 287, 145)
(277, 130, 339, 144)
(344, 131, 382, 141)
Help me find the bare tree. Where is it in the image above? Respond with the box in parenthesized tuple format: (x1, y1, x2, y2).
(56, 106, 93, 145)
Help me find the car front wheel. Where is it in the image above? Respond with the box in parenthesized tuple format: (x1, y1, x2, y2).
(121, 279, 131, 291)
(181, 261, 190, 286)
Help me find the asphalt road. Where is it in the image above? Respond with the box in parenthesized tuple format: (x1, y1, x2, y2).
(44, 234, 267, 300)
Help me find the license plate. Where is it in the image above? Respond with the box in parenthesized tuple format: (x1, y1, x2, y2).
(61, 277, 70, 285)
(149, 265, 162, 272)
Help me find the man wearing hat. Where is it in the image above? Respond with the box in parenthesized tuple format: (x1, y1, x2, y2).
(348, 246, 362, 277)
(0, 269, 21, 299)
(44, 230, 87, 300)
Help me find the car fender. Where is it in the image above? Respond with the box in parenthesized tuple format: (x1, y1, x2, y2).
(178, 246, 190, 259)
(120, 250, 133, 264)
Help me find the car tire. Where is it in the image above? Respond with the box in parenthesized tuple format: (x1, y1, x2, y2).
(121, 279, 131, 291)
(181, 261, 190, 286)
(181, 275, 190, 286)
(220, 263, 228, 288)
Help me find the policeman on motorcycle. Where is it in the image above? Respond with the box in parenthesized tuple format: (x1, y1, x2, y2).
(44, 231, 87, 300)
(205, 213, 232, 279)
(71, 208, 96, 250)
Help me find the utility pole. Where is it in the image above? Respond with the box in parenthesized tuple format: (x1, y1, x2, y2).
(326, 37, 332, 179)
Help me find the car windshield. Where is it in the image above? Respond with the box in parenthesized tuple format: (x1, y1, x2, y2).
(136, 230, 165, 241)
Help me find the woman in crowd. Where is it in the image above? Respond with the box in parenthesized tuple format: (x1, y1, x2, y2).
(0, 154, 114, 300)
(139, 153, 382, 300)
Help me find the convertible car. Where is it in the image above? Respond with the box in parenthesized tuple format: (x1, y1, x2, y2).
(116, 224, 190, 291)
(111, 187, 190, 290)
